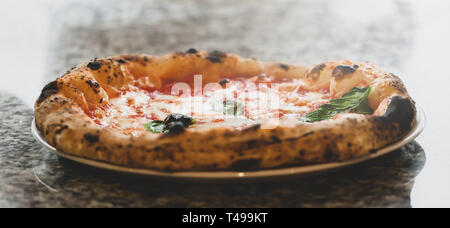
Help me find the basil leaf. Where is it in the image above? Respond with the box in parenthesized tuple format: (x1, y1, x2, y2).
(145, 117, 196, 133)
(304, 86, 373, 122)
(144, 120, 167, 133)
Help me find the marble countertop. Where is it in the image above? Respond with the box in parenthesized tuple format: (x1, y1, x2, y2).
(0, 0, 449, 207)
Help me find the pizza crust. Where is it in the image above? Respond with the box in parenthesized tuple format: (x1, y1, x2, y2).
(34, 50, 415, 171)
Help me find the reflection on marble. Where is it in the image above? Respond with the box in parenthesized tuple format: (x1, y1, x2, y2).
(1, 92, 425, 207)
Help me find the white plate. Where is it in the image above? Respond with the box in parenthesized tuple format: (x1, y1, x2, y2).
(31, 107, 425, 181)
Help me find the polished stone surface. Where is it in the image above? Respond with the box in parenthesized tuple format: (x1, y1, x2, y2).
(0, 0, 449, 207)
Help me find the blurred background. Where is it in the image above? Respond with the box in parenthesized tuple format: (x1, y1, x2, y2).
(0, 0, 449, 207)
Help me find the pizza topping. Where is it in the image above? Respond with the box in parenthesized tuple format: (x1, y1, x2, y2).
(144, 120, 166, 133)
(165, 122, 186, 135)
(303, 86, 373, 122)
(144, 120, 186, 135)
(145, 113, 195, 134)
(163, 113, 194, 128)
(93, 75, 335, 133)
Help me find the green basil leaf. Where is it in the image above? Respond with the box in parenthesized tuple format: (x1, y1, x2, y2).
(144, 120, 167, 133)
(303, 86, 373, 122)
(353, 99, 373, 114)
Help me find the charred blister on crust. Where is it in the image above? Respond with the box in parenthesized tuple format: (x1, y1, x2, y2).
(271, 135, 282, 143)
(285, 131, 315, 142)
(219, 78, 230, 86)
(54, 125, 68, 135)
(332, 65, 357, 81)
(85, 80, 100, 93)
(84, 133, 99, 144)
(377, 96, 415, 131)
(242, 124, 261, 133)
(37, 80, 59, 105)
(279, 64, 290, 71)
(186, 48, 198, 54)
(124, 56, 138, 62)
(87, 61, 102, 70)
(306, 63, 326, 80)
(116, 59, 126, 64)
(206, 50, 227, 63)
(324, 148, 339, 161)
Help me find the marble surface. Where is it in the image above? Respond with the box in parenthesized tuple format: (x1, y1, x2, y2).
(0, 0, 449, 207)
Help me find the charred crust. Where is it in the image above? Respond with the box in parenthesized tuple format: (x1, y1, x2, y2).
(124, 56, 137, 62)
(230, 158, 261, 171)
(116, 59, 126, 64)
(85, 80, 100, 93)
(37, 80, 59, 104)
(300, 131, 314, 138)
(219, 78, 230, 86)
(324, 148, 338, 161)
(223, 130, 237, 137)
(286, 131, 314, 142)
(242, 124, 261, 133)
(299, 149, 306, 157)
(307, 63, 326, 80)
(246, 140, 259, 149)
(279, 64, 290, 71)
(87, 61, 102, 70)
(186, 48, 198, 54)
(84, 133, 99, 144)
(55, 125, 68, 135)
(206, 50, 226, 63)
(332, 65, 356, 80)
(377, 96, 415, 131)
(271, 135, 282, 143)
(164, 122, 186, 136)
(312, 63, 326, 73)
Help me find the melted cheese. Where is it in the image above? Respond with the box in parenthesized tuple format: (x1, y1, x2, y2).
(93, 78, 331, 134)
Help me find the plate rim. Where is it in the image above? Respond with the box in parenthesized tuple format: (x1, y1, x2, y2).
(31, 106, 425, 180)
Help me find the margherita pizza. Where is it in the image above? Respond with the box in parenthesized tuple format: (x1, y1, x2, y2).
(34, 49, 416, 171)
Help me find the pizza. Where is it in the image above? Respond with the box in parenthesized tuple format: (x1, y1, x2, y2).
(34, 49, 416, 171)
